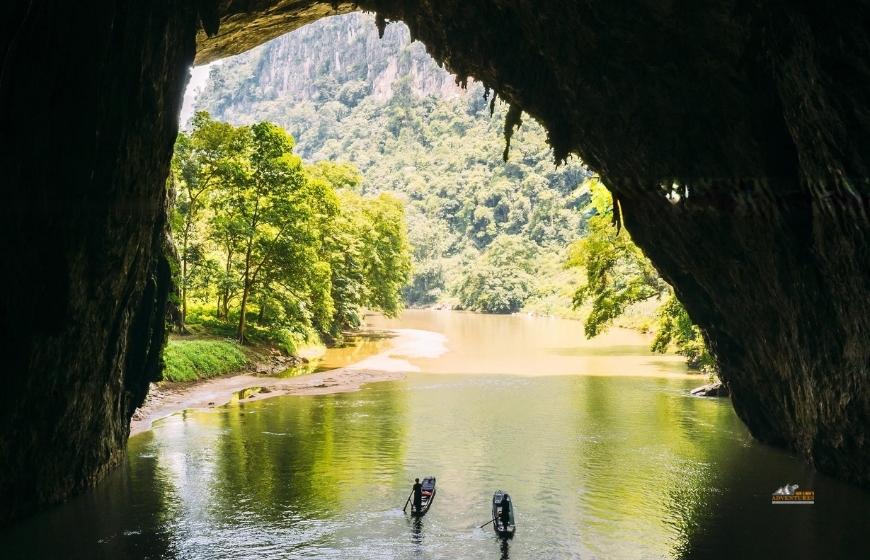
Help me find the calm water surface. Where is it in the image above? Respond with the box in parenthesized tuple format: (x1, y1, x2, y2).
(3, 311, 868, 559)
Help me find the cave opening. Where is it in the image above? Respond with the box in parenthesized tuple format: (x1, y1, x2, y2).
(0, 1, 868, 546)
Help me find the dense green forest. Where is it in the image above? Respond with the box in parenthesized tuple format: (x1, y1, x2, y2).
(193, 13, 590, 316)
(186, 13, 714, 373)
(170, 112, 410, 354)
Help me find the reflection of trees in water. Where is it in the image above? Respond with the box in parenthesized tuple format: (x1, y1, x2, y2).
(206, 387, 408, 526)
(569, 376, 744, 558)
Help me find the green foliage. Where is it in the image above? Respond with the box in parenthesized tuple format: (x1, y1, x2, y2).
(162, 339, 249, 382)
(457, 235, 536, 313)
(360, 194, 412, 316)
(169, 112, 411, 347)
(566, 178, 668, 337)
(566, 179, 716, 372)
(171, 113, 246, 328)
(652, 295, 717, 373)
(188, 14, 712, 371)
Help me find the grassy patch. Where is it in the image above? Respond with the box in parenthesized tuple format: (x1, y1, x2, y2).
(162, 339, 249, 382)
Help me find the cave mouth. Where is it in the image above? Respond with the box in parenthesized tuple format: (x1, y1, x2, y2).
(1, 0, 868, 528)
(174, 9, 597, 336)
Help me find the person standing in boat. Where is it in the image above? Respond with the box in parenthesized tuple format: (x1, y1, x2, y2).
(499, 496, 511, 526)
(412, 478, 423, 513)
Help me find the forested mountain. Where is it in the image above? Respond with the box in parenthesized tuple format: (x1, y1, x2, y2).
(192, 13, 591, 313)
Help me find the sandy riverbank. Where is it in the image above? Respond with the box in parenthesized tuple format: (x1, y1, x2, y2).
(130, 328, 439, 436)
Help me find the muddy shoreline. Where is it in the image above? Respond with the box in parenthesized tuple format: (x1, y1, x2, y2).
(130, 366, 405, 436)
(129, 328, 427, 437)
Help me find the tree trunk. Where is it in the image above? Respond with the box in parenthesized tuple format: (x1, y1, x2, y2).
(180, 212, 191, 332)
(257, 294, 266, 324)
(237, 284, 248, 343)
(221, 245, 233, 319)
(237, 242, 253, 343)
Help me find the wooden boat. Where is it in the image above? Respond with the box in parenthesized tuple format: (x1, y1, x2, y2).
(411, 476, 436, 516)
(492, 490, 516, 538)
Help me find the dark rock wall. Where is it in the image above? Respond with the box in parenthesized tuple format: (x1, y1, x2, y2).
(0, 1, 199, 523)
(1, 0, 867, 525)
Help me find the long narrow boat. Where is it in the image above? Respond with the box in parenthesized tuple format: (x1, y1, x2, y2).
(411, 476, 437, 517)
(492, 490, 516, 538)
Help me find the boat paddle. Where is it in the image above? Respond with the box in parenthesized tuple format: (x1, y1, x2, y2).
(479, 518, 496, 528)
(402, 491, 413, 513)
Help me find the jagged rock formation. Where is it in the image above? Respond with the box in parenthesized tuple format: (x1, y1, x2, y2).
(1, 0, 868, 524)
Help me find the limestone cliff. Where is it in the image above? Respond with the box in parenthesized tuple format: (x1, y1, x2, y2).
(199, 12, 462, 119)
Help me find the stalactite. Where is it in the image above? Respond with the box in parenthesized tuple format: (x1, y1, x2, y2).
(502, 103, 523, 161)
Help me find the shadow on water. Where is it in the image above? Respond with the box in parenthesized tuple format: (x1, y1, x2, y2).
(2, 430, 178, 559)
(500, 538, 511, 559)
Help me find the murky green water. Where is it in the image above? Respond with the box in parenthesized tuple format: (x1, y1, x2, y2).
(3, 311, 868, 559)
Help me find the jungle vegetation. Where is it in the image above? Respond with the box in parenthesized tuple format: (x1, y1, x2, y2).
(194, 14, 591, 317)
(170, 112, 411, 352)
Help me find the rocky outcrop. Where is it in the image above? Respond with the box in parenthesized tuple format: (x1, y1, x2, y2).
(1, 0, 868, 525)
(691, 382, 730, 398)
(210, 13, 463, 109)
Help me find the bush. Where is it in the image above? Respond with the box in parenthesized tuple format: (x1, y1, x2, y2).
(162, 339, 249, 382)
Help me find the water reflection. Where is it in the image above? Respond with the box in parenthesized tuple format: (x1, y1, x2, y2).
(409, 517, 424, 549)
(1, 312, 869, 559)
(500, 539, 511, 559)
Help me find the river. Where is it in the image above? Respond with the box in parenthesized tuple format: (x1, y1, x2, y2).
(2, 310, 868, 559)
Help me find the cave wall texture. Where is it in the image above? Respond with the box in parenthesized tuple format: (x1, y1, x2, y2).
(0, 1, 199, 524)
(1, 0, 868, 524)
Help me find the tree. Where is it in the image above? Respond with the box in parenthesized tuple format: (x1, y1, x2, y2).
(361, 194, 412, 316)
(208, 210, 245, 319)
(317, 173, 412, 337)
(566, 178, 716, 373)
(457, 234, 537, 313)
(566, 178, 667, 337)
(209, 122, 325, 342)
(193, 14, 591, 318)
(305, 161, 363, 191)
(652, 295, 717, 373)
(458, 264, 534, 314)
(170, 114, 413, 350)
(170, 112, 241, 329)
